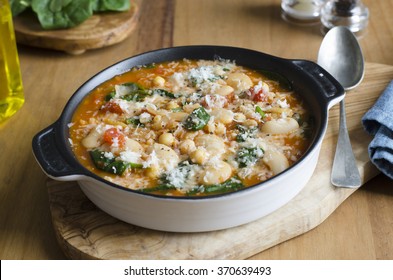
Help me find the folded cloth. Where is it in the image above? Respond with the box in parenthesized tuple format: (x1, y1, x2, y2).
(362, 80, 393, 180)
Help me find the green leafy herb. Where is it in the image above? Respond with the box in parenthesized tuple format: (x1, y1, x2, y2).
(203, 177, 244, 194)
(185, 186, 205, 196)
(236, 124, 257, 142)
(125, 116, 144, 127)
(183, 107, 211, 131)
(236, 147, 264, 168)
(161, 161, 192, 186)
(10, 0, 32, 16)
(89, 149, 142, 175)
(139, 184, 177, 194)
(118, 82, 151, 102)
(91, 0, 130, 12)
(141, 161, 194, 194)
(151, 89, 176, 99)
(255, 105, 265, 119)
(32, 0, 93, 30)
(10, 0, 131, 30)
(105, 91, 116, 101)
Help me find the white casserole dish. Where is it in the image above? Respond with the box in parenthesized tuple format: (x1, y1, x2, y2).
(32, 46, 344, 232)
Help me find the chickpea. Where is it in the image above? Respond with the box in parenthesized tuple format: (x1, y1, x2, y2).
(158, 132, 175, 147)
(179, 139, 196, 154)
(190, 148, 208, 165)
(153, 76, 166, 87)
(152, 115, 167, 130)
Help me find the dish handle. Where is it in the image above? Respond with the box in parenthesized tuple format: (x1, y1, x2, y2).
(292, 60, 345, 110)
(32, 123, 85, 181)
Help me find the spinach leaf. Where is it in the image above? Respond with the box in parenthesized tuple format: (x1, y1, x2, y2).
(142, 161, 194, 194)
(236, 124, 257, 142)
(139, 184, 177, 194)
(10, 0, 32, 16)
(236, 147, 264, 168)
(105, 91, 116, 101)
(125, 116, 144, 127)
(203, 177, 244, 194)
(89, 149, 142, 175)
(159, 161, 193, 187)
(31, 0, 93, 30)
(118, 82, 151, 102)
(183, 107, 210, 131)
(151, 89, 176, 99)
(91, 0, 130, 12)
(11, 0, 131, 30)
(186, 177, 244, 195)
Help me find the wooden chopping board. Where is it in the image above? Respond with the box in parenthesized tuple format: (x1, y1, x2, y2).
(47, 63, 393, 259)
(13, 2, 139, 55)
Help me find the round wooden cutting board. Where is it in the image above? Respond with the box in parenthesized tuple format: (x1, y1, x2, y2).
(13, 3, 139, 55)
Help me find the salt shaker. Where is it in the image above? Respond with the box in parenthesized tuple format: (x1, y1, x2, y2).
(281, 0, 327, 24)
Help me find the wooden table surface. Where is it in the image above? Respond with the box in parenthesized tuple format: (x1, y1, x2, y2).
(1, 0, 392, 260)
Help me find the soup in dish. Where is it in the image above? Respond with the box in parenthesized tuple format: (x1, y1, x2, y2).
(69, 59, 313, 196)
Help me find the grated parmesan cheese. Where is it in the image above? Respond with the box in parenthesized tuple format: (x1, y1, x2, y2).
(119, 151, 142, 164)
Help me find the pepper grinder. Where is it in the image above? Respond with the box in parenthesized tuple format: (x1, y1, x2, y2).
(320, 0, 369, 32)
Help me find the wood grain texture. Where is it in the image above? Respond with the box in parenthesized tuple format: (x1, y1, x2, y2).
(13, 3, 139, 54)
(46, 63, 390, 260)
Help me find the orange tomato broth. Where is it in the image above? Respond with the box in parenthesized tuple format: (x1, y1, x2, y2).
(69, 59, 313, 196)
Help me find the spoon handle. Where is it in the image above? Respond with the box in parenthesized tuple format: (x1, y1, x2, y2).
(331, 99, 362, 188)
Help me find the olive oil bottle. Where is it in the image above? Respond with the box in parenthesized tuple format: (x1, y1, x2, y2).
(0, 0, 24, 123)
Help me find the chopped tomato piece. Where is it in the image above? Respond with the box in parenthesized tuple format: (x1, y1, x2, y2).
(103, 128, 125, 147)
(250, 87, 268, 102)
(101, 101, 123, 114)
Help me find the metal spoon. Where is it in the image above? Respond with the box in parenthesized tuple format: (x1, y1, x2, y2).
(317, 26, 364, 188)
